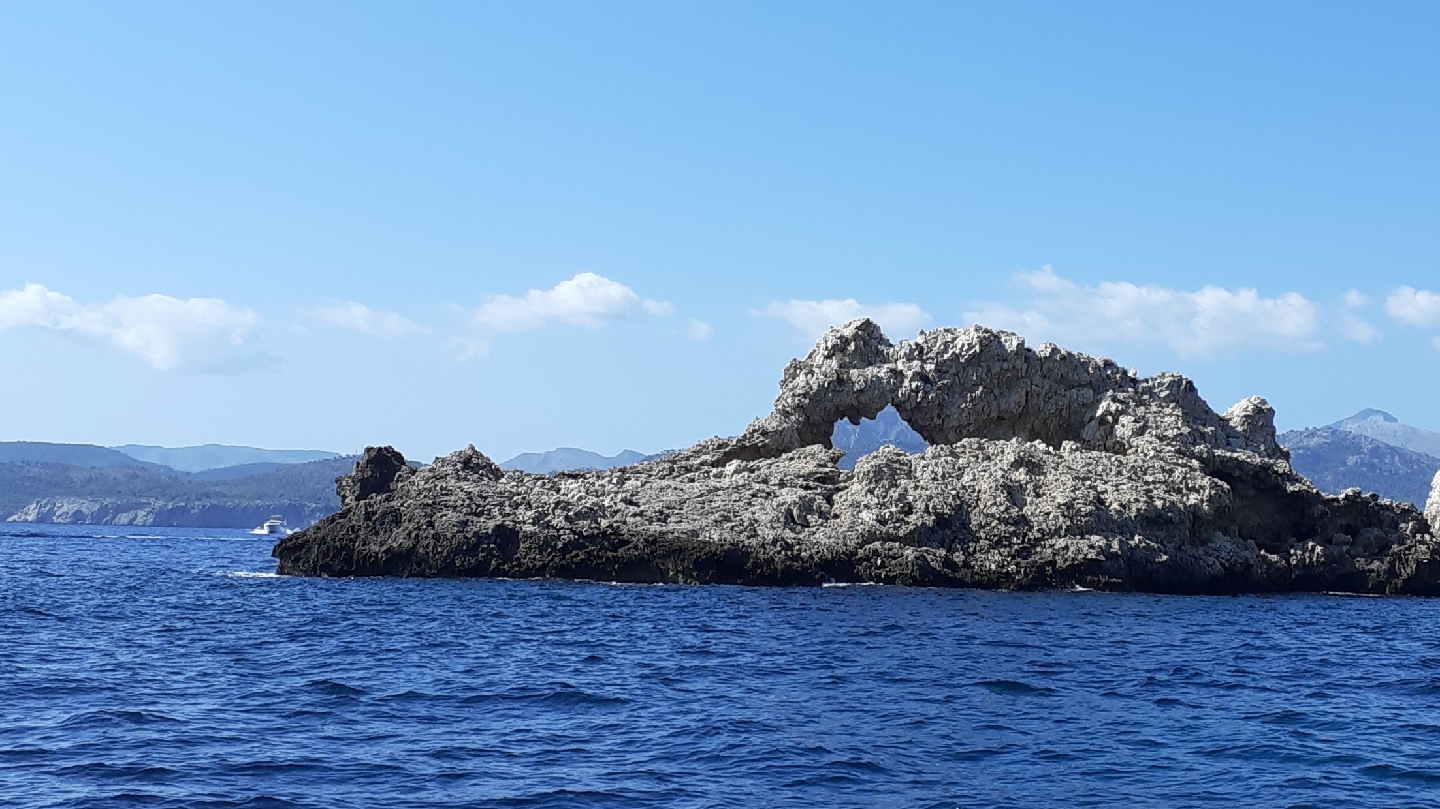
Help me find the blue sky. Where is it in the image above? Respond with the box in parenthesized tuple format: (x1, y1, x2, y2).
(2, 1, 1438, 461)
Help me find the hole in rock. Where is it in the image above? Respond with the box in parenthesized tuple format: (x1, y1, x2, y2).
(831, 406, 929, 470)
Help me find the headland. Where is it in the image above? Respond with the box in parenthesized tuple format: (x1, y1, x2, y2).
(274, 320, 1440, 594)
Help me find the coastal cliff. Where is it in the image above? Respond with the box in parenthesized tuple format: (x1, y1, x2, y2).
(274, 321, 1440, 594)
(8, 497, 331, 528)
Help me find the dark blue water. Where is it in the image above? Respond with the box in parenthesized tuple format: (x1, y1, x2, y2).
(4, 525, 1440, 808)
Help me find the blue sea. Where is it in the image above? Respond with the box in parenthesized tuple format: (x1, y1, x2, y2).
(4, 524, 1440, 808)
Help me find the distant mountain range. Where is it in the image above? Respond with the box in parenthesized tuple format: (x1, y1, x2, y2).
(0, 441, 354, 528)
(6, 407, 1437, 528)
(0, 441, 339, 473)
(1279, 410, 1440, 508)
(113, 444, 340, 473)
(1325, 409, 1440, 458)
(831, 406, 928, 469)
(500, 448, 649, 474)
(1, 456, 357, 529)
(0, 442, 156, 469)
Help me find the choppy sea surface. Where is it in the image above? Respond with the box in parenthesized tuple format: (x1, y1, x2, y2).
(4, 524, 1440, 808)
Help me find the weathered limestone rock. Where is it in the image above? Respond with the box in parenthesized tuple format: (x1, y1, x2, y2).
(336, 446, 414, 508)
(1427, 470, 1440, 531)
(274, 321, 1440, 594)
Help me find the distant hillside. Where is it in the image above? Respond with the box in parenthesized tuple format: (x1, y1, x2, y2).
(190, 462, 291, 481)
(499, 410, 929, 475)
(1280, 427, 1440, 508)
(113, 444, 340, 473)
(0, 456, 358, 528)
(0, 442, 161, 469)
(831, 406, 928, 470)
(500, 448, 647, 474)
(1329, 410, 1440, 459)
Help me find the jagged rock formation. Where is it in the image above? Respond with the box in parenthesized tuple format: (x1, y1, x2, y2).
(274, 321, 1440, 594)
(336, 446, 413, 508)
(1427, 471, 1440, 531)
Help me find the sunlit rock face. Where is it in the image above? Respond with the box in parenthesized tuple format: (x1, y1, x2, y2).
(722, 320, 1288, 464)
(275, 320, 1440, 595)
(1427, 471, 1440, 532)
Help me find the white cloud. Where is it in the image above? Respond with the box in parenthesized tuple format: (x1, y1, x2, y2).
(1340, 313, 1380, 344)
(472, 272, 670, 332)
(1339, 289, 1380, 344)
(688, 319, 713, 341)
(755, 298, 931, 340)
(963, 267, 1321, 358)
(1385, 287, 1440, 329)
(0, 283, 260, 372)
(315, 301, 427, 337)
(448, 335, 491, 362)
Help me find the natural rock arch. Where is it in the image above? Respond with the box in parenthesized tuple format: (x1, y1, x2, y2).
(723, 319, 1284, 466)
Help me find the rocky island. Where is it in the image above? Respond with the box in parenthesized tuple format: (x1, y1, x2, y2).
(274, 321, 1440, 594)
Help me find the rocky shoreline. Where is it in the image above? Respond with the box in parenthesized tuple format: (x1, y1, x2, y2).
(274, 321, 1440, 594)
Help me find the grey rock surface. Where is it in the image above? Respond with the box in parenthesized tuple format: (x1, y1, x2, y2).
(275, 321, 1440, 594)
(1279, 427, 1440, 508)
(336, 446, 414, 509)
(1428, 471, 1440, 530)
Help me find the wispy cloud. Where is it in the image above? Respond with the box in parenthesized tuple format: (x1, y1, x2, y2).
(1340, 290, 1380, 344)
(963, 267, 1321, 358)
(755, 298, 931, 340)
(315, 301, 428, 337)
(1385, 287, 1440, 329)
(0, 283, 260, 372)
(687, 319, 713, 341)
(448, 335, 491, 362)
(472, 272, 670, 332)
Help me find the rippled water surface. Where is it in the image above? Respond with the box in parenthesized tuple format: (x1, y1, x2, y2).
(5, 524, 1440, 808)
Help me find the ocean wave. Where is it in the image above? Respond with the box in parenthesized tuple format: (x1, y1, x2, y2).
(972, 679, 1058, 696)
(7, 523, 1440, 809)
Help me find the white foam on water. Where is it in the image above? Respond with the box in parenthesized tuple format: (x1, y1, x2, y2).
(821, 581, 882, 588)
(218, 571, 281, 579)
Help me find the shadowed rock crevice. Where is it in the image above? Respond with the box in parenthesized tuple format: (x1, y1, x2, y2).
(275, 320, 1440, 595)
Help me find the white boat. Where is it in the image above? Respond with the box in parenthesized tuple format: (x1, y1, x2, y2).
(249, 516, 292, 536)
